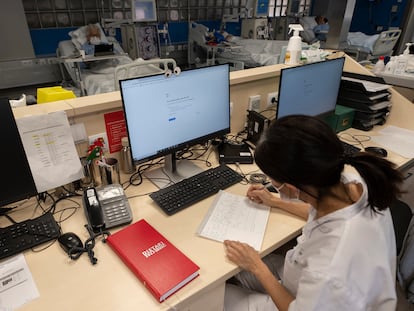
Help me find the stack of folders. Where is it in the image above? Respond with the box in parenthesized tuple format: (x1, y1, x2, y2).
(106, 219, 200, 302)
(337, 73, 392, 131)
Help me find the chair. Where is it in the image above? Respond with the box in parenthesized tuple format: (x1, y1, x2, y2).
(345, 29, 401, 62)
(389, 199, 414, 310)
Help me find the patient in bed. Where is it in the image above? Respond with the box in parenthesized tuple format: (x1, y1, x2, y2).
(81, 24, 105, 55)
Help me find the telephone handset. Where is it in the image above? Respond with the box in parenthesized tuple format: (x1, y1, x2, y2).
(83, 188, 105, 232)
(83, 184, 133, 233)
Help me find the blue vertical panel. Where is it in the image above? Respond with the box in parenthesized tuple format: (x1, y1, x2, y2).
(350, 0, 408, 34)
(256, 0, 269, 17)
(30, 28, 76, 56)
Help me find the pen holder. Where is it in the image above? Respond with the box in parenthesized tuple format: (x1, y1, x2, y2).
(98, 158, 120, 186)
(80, 157, 94, 188)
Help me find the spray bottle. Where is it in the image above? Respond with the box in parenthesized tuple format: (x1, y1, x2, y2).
(285, 24, 304, 65)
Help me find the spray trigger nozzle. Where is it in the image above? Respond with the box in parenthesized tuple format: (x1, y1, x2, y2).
(288, 24, 304, 36)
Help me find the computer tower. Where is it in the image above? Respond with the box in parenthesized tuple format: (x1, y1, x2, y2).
(246, 110, 271, 145)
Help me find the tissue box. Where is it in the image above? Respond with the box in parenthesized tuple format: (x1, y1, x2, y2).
(37, 86, 76, 104)
(323, 105, 355, 133)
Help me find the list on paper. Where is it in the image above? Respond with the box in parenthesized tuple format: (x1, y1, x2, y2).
(16, 111, 84, 193)
(0, 254, 39, 310)
(198, 190, 270, 251)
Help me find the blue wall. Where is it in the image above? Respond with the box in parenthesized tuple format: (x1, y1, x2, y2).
(30, 20, 241, 57)
(350, 0, 408, 35)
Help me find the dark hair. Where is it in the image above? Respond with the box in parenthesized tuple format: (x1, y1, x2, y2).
(254, 115, 403, 211)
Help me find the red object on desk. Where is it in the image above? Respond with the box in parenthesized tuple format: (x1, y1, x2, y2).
(106, 219, 200, 302)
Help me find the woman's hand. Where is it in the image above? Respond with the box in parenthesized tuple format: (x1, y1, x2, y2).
(247, 184, 276, 206)
(224, 240, 263, 273)
(247, 184, 310, 219)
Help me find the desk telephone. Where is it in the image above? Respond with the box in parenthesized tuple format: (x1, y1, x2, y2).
(83, 184, 133, 232)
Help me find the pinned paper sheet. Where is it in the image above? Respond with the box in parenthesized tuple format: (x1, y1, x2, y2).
(15, 111, 84, 192)
(372, 125, 414, 158)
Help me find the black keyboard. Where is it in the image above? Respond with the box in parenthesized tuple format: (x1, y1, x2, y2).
(0, 212, 60, 260)
(341, 140, 361, 155)
(150, 164, 243, 215)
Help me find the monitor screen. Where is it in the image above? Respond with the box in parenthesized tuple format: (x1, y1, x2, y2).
(0, 98, 37, 207)
(120, 64, 230, 187)
(132, 0, 157, 22)
(276, 57, 345, 119)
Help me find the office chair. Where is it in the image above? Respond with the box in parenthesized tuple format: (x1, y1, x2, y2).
(389, 199, 414, 310)
(390, 199, 413, 255)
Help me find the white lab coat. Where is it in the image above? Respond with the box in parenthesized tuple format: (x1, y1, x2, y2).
(224, 173, 397, 311)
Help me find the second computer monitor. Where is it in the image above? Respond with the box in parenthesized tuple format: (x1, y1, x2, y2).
(276, 57, 345, 119)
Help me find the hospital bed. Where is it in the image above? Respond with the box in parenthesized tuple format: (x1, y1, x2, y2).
(344, 29, 401, 62)
(57, 23, 178, 96)
(188, 22, 289, 69)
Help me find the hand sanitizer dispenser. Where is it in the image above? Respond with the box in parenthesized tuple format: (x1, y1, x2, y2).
(285, 24, 303, 65)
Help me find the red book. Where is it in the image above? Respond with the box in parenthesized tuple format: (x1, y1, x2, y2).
(106, 219, 200, 302)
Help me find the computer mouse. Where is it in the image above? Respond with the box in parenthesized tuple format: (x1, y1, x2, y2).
(364, 146, 388, 157)
(58, 232, 83, 254)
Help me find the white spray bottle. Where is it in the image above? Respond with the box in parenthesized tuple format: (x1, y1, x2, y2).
(285, 24, 304, 65)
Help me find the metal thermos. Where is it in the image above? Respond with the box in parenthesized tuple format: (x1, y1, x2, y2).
(120, 137, 134, 174)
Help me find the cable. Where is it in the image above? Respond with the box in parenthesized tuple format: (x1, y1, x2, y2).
(249, 173, 267, 184)
(68, 224, 110, 265)
(338, 132, 371, 150)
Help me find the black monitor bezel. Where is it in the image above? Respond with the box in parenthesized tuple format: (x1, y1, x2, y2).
(0, 98, 38, 207)
(119, 64, 231, 166)
(276, 57, 346, 120)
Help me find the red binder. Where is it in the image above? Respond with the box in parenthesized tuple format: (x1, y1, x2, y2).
(106, 219, 200, 302)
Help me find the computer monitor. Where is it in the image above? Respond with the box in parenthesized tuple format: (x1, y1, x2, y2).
(120, 64, 230, 188)
(276, 57, 345, 119)
(0, 98, 38, 208)
(131, 0, 157, 22)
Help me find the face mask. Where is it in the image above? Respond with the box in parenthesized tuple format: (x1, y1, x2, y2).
(275, 183, 303, 203)
(90, 36, 101, 45)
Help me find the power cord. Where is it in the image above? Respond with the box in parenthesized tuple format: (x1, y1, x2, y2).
(68, 224, 110, 265)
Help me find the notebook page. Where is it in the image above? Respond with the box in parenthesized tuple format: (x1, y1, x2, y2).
(197, 190, 270, 250)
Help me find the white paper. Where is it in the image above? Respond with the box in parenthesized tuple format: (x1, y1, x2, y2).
(198, 190, 270, 250)
(15, 111, 84, 193)
(371, 125, 414, 158)
(0, 254, 39, 310)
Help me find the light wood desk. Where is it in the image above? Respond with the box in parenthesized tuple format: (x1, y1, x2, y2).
(8, 54, 414, 310)
(7, 160, 304, 311)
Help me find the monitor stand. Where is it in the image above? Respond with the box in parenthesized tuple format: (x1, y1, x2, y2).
(144, 153, 203, 189)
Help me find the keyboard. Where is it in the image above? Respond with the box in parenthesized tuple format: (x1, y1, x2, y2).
(0, 212, 60, 260)
(150, 164, 243, 215)
(341, 140, 361, 155)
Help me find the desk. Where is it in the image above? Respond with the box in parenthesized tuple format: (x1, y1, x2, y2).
(8, 160, 305, 311)
(10, 54, 414, 310)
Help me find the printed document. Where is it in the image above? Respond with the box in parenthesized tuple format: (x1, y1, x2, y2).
(16, 111, 83, 193)
(198, 191, 270, 250)
(0, 254, 39, 310)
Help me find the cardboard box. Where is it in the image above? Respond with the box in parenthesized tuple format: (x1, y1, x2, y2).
(37, 86, 76, 104)
(323, 105, 355, 133)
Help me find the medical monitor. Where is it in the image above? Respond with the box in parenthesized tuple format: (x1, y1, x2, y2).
(276, 57, 345, 119)
(120, 64, 230, 188)
(132, 0, 157, 22)
(0, 98, 37, 208)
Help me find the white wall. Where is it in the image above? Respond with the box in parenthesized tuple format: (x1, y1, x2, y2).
(0, 0, 34, 60)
